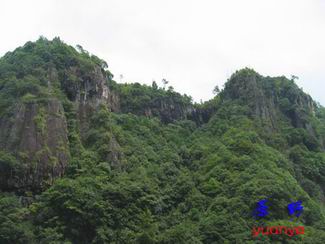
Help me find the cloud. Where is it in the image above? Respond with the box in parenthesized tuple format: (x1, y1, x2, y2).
(0, 0, 324, 104)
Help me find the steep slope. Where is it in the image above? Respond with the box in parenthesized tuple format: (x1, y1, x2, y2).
(0, 37, 201, 192)
(222, 69, 318, 138)
(0, 37, 116, 191)
(0, 38, 324, 243)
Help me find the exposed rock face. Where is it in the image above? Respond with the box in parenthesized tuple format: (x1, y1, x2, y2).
(54, 65, 119, 112)
(59, 66, 120, 137)
(284, 93, 315, 128)
(107, 135, 123, 169)
(2, 38, 322, 195)
(222, 71, 278, 129)
(140, 98, 195, 123)
(222, 70, 316, 130)
(188, 106, 215, 125)
(0, 99, 69, 191)
(0, 63, 125, 192)
(117, 88, 212, 124)
(220, 69, 324, 150)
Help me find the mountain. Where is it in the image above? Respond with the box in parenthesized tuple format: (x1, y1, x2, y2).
(0, 37, 324, 243)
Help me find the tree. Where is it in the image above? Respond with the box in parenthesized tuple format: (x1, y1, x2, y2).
(162, 78, 169, 89)
(291, 75, 299, 81)
(152, 80, 158, 90)
(213, 85, 220, 95)
(76, 45, 87, 55)
(167, 86, 174, 92)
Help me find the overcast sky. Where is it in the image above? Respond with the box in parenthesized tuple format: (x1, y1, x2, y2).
(1, 0, 324, 104)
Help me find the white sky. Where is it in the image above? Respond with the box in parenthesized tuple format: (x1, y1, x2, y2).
(0, 0, 324, 104)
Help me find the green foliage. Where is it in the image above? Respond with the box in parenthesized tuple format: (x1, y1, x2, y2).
(0, 193, 35, 243)
(33, 106, 47, 134)
(110, 81, 192, 123)
(0, 41, 325, 243)
(0, 151, 25, 191)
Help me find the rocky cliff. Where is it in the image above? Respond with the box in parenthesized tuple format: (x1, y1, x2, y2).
(0, 40, 323, 194)
(1, 39, 325, 243)
(221, 69, 320, 143)
(0, 38, 122, 191)
(0, 38, 200, 191)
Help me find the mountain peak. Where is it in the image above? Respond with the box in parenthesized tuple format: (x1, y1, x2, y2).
(222, 68, 316, 127)
(0, 39, 325, 243)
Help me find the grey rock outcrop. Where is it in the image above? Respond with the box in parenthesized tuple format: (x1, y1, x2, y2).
(0, 99, 69, 191)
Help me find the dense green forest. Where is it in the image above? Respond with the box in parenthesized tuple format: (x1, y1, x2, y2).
(0, 37, 324, 243)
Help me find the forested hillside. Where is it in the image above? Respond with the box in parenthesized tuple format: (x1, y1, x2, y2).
(0, 37, 324, 243)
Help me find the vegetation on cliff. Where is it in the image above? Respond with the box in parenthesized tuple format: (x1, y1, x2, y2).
(0, 38, 324, 243)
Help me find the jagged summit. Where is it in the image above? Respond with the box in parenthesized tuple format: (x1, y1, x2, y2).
(0, 38, 325, 243)
(0, 38, 324, 191)
(222, 68, 316, 128)
(0, 38, 199, 191)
